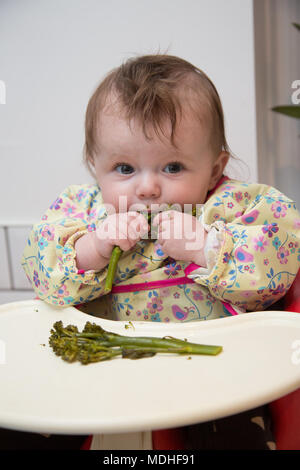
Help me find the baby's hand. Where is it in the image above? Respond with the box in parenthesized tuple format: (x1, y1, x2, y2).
(95, 211, 149, 259)
(152, 210, 207, 266)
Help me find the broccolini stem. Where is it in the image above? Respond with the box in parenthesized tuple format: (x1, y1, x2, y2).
(104, 246, 122, 294)
(103, 207, 198, 293)
(103, 211, 151, 294)
(49, 321, 222, 365)
(74, 330, 220, 355)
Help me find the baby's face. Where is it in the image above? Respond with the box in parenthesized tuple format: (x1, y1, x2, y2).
(93, 102, 228, 214)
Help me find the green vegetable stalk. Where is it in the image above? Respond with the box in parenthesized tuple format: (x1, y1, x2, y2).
(104, 246, 123, 294)
(104, 211, 152, 294)
(49, 320, 222, 364)
(103, 206, 197, 294)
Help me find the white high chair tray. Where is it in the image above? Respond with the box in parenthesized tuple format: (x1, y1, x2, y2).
(0, 299, 300, 435)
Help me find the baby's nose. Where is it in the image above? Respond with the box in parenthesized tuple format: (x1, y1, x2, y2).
(136, 174, 161, 199)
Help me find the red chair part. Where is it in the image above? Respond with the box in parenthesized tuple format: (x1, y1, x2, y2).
(283, 269, 300, 311)
(152, 428, 186, 450)
(269, 388, 300, 450)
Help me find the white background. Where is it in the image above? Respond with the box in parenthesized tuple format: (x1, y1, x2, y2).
(0, 0, 257, 225)
(0, 0, 257, 302)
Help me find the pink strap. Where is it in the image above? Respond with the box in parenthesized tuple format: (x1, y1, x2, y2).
(111, 276, 195, 293)
(222, 301, 238, 316)
(111, 263, 201, 293)
(184, 263, 201, 276)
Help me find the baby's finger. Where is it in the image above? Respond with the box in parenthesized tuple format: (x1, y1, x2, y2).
(116, 212, 139, 227)
(111, 227, 136, 251)
(114, 222, 143, 249)
(155, 224, 171, 241)
(152, 210, 176, 227)
(116, 238, 135, 251)
(120, 212, 149, 232)
(129, 215, 149, 237)
(116, 220, 136, 241)
(156, 217, 175, 233)
(125, 211, 144, 220)
(127, 225, 140, 241)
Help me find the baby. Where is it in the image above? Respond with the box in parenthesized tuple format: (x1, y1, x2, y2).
(22, 54, 300, 323)
(22, 54, 300, 449)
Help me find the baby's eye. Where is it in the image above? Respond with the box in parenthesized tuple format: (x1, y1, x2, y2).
(164, 162, 184, 174)
(114, 164, 134, 175)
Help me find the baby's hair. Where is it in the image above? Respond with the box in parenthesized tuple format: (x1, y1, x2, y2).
(84, 54, 232, 173)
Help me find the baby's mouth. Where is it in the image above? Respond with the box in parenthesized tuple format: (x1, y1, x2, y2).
(145, 202, 174, 212)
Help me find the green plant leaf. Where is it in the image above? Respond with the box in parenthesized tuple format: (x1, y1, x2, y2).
(272, 105, 300, 119)
(292, 23, 300, 31)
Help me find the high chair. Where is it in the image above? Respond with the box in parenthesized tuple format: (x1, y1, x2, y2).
(20, 269, 298, 451)
(80, 270, 300, 450)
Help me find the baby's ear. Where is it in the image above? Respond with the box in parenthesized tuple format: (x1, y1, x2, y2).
(208, 151, 229, 190)
(85, 154, 97, 178)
